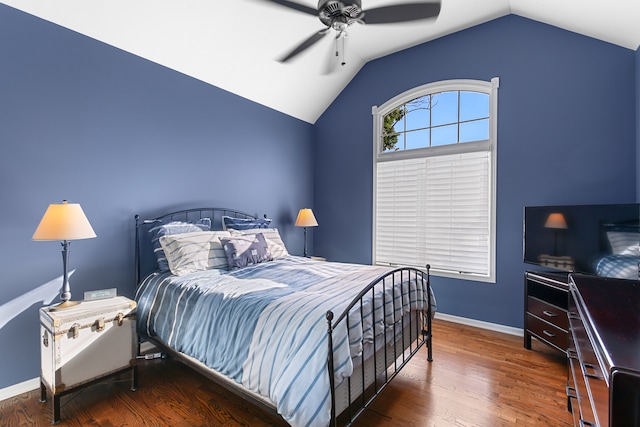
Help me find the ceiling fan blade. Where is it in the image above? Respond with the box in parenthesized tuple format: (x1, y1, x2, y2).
(278, 30, 329, 62)
(361, 2, 441, 24)
(258, 0, 318, 16)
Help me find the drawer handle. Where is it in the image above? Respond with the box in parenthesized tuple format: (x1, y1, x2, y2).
(42, 330, 49, 347)
(95, 318, 105, 332)
(580, 420, 595, 427)
(542, 310, 558, 318)
(542, 330, 556, 338)
(116, 312, 124, 326)
(582, 362, 602, 380)
(567, 348, 577, 359)
(566, 386, 576, 399)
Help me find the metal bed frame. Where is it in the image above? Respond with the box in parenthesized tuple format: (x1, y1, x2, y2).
(134, 207, 433, 427)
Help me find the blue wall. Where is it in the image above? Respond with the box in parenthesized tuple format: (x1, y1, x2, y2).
(0, 5, 313, 388)
(313, 15, 637, 328)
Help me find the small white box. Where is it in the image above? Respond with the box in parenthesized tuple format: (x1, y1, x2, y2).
(39, 296, 137, 423)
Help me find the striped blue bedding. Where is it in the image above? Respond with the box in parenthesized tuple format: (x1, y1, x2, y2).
(592, 253, 639, 279)
(135, 256, 435, 427)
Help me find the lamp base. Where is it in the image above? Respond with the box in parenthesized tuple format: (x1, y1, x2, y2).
(49, 300, 81, 311)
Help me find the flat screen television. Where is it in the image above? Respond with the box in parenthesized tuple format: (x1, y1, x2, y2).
(523, 204, 640, 280)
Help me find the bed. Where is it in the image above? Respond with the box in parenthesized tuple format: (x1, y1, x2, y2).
(134, 207, 435, 427)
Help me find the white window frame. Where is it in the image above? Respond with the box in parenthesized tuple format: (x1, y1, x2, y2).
(372, 78, 499, 282)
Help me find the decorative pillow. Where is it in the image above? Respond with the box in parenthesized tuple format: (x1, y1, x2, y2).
(159, 230, 231, 276)
(220, 233, 272, 269)
(222, 216, 272, 231)
(230, 227, 289, 258)
(607, 231, 640, 255)
(149, 218, 211, 270)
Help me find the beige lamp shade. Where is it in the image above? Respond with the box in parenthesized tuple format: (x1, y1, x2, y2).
(33, 201, 97, 241)
(295, 208, 318, 227)
(544, 213, 568, 230)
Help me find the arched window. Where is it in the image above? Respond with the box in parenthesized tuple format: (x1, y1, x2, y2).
(372, 78, 498, 282)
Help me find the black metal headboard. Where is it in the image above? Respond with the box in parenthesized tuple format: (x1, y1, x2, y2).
(134, 207, 260, 285)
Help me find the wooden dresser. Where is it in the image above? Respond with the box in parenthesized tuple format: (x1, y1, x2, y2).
(524, 271, 569, 353)
(567, 274, 640, 427)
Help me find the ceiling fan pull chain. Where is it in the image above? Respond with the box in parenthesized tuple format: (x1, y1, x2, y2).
(341, 34, 346, 66)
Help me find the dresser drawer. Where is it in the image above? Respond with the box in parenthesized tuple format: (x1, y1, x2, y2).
(569, 305, 610, 426)
(526, 313, 568, 351)
(527, 296, 568, 330)
(568, 335, 596, 426)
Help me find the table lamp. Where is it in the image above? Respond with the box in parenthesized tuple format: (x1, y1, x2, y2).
(33, 200, 96, 309)
(295, 208, 318, 257)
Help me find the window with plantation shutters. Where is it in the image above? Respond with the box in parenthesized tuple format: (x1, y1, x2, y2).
(372, 78, 498, 282)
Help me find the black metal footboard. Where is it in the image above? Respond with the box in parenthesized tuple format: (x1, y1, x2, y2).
(326, 265, 432, 427)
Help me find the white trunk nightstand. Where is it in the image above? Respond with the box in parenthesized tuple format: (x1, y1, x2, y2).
(39, 296, 138, 424)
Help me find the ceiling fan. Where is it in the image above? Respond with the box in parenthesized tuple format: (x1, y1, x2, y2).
(261, 0, 441, 68)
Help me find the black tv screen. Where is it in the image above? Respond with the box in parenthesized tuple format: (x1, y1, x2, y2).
(523, 204, 640, 280)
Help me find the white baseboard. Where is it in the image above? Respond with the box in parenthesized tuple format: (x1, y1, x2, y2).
(434, 312, 523, 337)
(0, 377, 39, 402)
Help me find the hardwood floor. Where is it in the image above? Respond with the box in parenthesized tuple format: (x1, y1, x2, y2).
(0, 319, 572, 426)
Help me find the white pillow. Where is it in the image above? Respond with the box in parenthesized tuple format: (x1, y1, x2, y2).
(230, 227, 289, 258)
(159, 231, 231, 275)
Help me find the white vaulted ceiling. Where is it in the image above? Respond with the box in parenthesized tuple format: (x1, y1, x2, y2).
(2, 0, 639, 123)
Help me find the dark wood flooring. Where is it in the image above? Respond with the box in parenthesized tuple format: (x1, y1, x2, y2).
(0, 319, 572, 426)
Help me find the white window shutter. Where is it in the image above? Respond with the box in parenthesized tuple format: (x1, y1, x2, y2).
(423, 152, 490, 275)
(376, 158, 428, 267)
(375, 152, 490, 275)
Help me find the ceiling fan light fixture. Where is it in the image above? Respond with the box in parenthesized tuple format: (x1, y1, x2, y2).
(331, 16, 350, 32)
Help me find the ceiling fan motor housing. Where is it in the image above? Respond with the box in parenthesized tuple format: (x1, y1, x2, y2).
(318, 0, 362, 27)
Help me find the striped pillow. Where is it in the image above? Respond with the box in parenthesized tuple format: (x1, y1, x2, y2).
(149, 219, 211, 270)
(159, 231, 231, 276)
(222, 216, 271, 230)
(230, 227, 289, 258)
